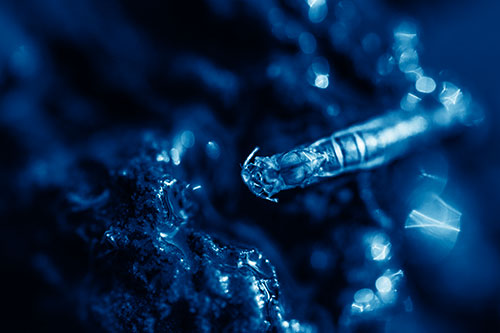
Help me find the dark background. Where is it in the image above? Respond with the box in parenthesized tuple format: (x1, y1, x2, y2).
(1, 0, 499, 331)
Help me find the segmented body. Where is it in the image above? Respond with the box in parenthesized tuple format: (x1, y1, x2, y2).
(241, 106, 471, 202)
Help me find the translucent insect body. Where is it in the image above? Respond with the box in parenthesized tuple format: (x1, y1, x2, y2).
(242, 102, 477, 202)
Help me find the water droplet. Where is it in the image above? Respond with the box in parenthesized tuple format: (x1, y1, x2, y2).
(439, 81, 465, 113)
(326, 104, 340, 117)
(170, 148, 181, 165)
(398, 49, 419, 73)
(267, 64, 281, 78)
(298, 32, 317, 54)
(393, 21, 418, 49)
(375, 276, 392, 293)
(206, 140, 221, 159)
(314, 74, 329, 89)
(180, 130, 195, 148)
(310, 249, 328, 270)
(400, 92, 421, 111)
(362, 33, 381, 54)
(368, 233, 392, 261)
(405, 194, 461, 254)
(308, 0, 328, 23)
(376, 54, 395, 76)
(354, 288, 374, 303)
(415, 76, 436, 94)
(352, 288, 380, 313)
(156, 151, 170, 162)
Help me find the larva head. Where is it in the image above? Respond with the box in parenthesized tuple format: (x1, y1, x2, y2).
(241, 148, 282, 202)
